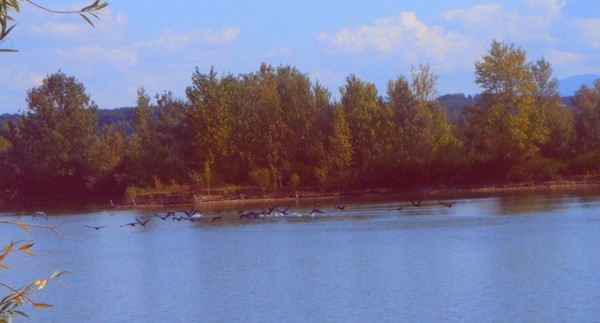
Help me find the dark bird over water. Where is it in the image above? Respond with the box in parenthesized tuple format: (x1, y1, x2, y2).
(86, 225, 107, 230)
(239, 210, 259, 220)
(438, 201, 456, 208)
(410, 200, 423, 207)
(155, 212, 174, 220)
(120, 222, 137, 227)
(263, 204, 279, 215)
(172, 216, 187, 221)
(309, 208, 324, 216)
(136, 217, 150, 226)
(276, 206, 290, 215)
(335, 205, 346, 211)
(182, 208, 200, 217)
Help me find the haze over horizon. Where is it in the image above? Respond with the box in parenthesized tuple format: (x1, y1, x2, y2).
(0, 0, 598, 114)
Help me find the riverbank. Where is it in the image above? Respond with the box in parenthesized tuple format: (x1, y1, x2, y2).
(118, 175, 600, 209)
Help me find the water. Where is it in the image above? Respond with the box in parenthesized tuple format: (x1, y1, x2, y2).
(2, 188, 600, 322)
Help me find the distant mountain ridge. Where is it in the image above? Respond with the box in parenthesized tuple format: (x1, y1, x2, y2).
(558, 74, 599, 97)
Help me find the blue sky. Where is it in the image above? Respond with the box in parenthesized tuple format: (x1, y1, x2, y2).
(0, 0, 598, 114)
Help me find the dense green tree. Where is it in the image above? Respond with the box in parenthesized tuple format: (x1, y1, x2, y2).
(386, 65, 461, 184)
(572, 80, 600, 152)
(186, 67, 232, 186)
(12, 71, 101, 195)
(155, 91, 188, 182)
(275, 66, 328, 186)
(125, 88, 159, 186)
(126, 89, 189, 186)
(2, 60, 600, 200)
(322, 103, 353, 188)
(466, 40, 548, 165)
(532, 58, 574, 158)
(340, 75, 388, 181)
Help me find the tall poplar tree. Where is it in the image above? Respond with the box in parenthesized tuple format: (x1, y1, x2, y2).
(16, 71, 100, 195)
(467, 40, 548, 165)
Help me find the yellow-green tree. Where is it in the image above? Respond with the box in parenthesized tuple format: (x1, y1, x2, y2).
(126, 88, 158, 186)
(12, 71, 101, 195)
(466, 40, 548, 165)
(322, 103, 353, 188)
(186, 67, 232, 186)
(340, 74, 389, 180)
(386, 65, 461, 184)
(532, 58, 574, 158)
(572, 80, 600, 152)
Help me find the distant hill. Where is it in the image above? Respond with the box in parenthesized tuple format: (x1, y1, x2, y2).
(437, 94, 476, 126)
(558, 74, 599, 97)
(0, 113, 20, 132)
(97, 107, 135, 135)
(0, 108, 136, 135)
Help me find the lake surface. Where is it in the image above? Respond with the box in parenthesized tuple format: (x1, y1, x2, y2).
(2, 188, 600, 322)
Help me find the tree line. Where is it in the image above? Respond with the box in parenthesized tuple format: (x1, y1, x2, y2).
(1, 40, 600, 201)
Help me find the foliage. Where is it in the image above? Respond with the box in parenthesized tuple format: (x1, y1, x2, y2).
(0, 0, 108, 52)
(508, 157, 566, 182)
(571, 80, 600, 153)
(532, 58, 575, 158)
(249, 167, 271, 191)
(340, 74, 389, 182)
(567, 153, 600, 175)
(0, 41, 599, 199)
(466, 40, 548, 164)
(5, 71, 115, 196)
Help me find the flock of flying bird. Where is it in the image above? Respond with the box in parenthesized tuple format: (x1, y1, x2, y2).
(25, 200, 456, 230)
(77, 199, 458, 231)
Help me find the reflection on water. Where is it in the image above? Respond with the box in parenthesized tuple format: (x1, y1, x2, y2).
(1, 188, 600, 322)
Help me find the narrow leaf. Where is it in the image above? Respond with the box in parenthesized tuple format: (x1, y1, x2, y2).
(18, 243, 34, 256)
(18, 243, 34, 251)
(3, 24, 16, 37)
(0, 302, 11, 312)
(78, 13, 95, 27)
(32, 303, 53, 308)
(15, 223, 30, 233)
(37, 280, 48, 291)
(12, 310, 29, 318)
(4, 242, 15, 254)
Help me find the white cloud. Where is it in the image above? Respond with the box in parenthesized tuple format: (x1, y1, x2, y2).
(0, 67, 45, 92)
(267, 47, 292, 59)
(0, 67, 47, 112)
(30, 22, 83, 38)
(525, 0, 565, 12)
(442, 1, 562, 43)
(70, 46, 139, 66)
(547, 49, 586, 66)
(204, 28, 240, 45)
(443, 4, 503, 29)
(136, 28, 240, 51)
(318, 12, 475, 71)
(27, 8, 128, 41)
(577, 19, 600, 48)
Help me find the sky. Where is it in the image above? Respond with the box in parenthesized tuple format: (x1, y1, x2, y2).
(0, 0, 598, 114)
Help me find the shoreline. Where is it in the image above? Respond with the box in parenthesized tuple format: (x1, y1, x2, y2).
(123, 175, 600, 209)
(2, 175, 599, 211)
